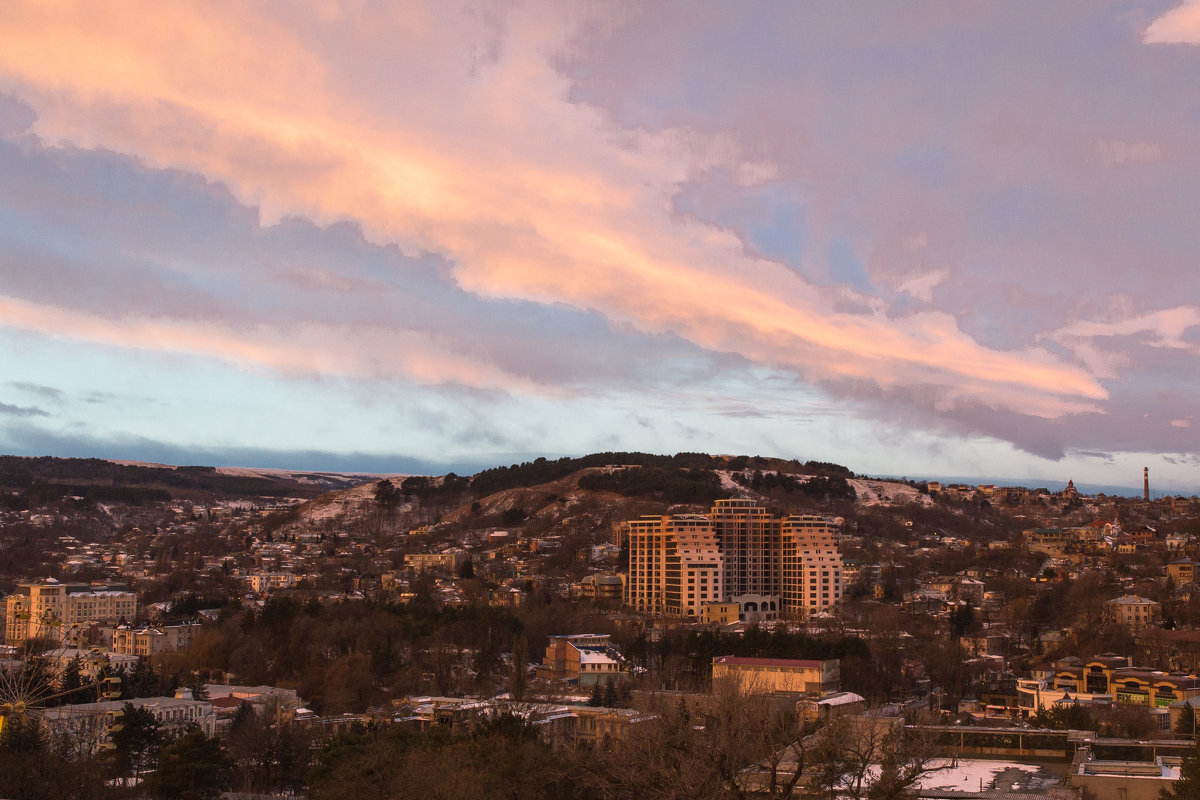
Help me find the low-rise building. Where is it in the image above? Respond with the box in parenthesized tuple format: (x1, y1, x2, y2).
(111, 622, 200, 657)
(711, 656, 839, 696)
(404, 552, 461, 574)
(1167, 559, 1196, 586)
(1069, 747, 1181, 800)
(541, 634, 625, 686)
(701, 602, 740, 625)
(1106, 596, 1162, 633)
(40, 689, 218, 746)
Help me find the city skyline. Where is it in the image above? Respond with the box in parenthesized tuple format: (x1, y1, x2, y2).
(2, 2, 1200, 491)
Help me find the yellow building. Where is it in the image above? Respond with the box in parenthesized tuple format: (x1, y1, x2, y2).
(1105, 595, 1162, 633)
(1167, 559, 1196, 586)
(5, 580, 136, 644)
(711, 655, 840, 695)
(1038, 655, 1200, 709)
(701, 602, 740, 625)
(111, 623, 200, 657)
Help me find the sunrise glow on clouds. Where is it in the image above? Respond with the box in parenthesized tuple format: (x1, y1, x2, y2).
(1, 1, 1199, 489)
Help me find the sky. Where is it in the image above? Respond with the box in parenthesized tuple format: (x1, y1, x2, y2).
(1, 1, 1199, 493)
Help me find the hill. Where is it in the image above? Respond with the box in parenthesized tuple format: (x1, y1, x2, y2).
(0, 455, 393, 507)
(263, 455, 928, 542)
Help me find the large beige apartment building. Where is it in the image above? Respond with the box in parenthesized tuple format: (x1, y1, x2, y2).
(624, 514, 724, 617)
(5, 579, 137, 644)
(622, 499, 842, 620)
(781, 515, 842, 616)
(710, 499, 779, 598)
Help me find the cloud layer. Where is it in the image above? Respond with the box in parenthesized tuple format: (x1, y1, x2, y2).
(0, 1, 1198, 487)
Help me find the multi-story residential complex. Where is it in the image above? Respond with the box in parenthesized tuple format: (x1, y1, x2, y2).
(1023, 522, 1114, 559)
(710, 499, 779, 598)
(111, 622, 200, 657)
(781, 515, 842, 617)
(624, 514, 724, 617)
(621, 500, 842, 620)
(247, 571, 301, 594)
(4, 579, 137, 644)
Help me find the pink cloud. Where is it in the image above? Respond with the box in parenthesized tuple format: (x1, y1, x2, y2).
(0, 294, 545, 393)
(1144, 1, 1200, 44)
(0, 1, 1107, 422)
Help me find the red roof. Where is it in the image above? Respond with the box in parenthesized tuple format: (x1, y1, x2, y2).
(713, 656, 826, 668)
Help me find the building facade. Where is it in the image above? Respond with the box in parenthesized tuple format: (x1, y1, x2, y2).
(541, 634, 625, 686)
(1105, 595, 1162, 633)
(711, 655, 840, 695)
(622, 501, 841, 620)
(111, 622, 200, 657)
(781, 515, 842, 617)
(710, 499, 779, 598)
(5, 580, 137, 644)
(624, 514, 724, 617)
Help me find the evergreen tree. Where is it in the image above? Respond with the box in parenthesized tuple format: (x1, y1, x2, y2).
(150, 728, 232, 800)
(111, 702, 161, 779)
(1178, 703, 1197, 738)
(185, 673, 209, 702)
(0, 714, 70, 800)
(373, 479, 402, 510)
(58, 654, 85, 705)
(588, 682, 603, 707)
(231, 700, 256, 732)
(1161, 741, 1200, 799)
(602, 681, 618, 707)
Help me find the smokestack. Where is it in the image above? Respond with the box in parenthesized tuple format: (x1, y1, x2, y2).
(1144, 467, 1149, 502)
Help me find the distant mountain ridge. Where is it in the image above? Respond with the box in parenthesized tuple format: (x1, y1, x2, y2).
(0, 455, 392, 503)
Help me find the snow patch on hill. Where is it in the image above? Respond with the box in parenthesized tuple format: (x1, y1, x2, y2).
(848, 478, 931, 506)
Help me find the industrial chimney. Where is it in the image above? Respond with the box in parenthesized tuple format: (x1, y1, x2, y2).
(1144, 467, 1149, 502)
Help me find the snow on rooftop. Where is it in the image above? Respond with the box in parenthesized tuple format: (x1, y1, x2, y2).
(578, 651, 619, 665)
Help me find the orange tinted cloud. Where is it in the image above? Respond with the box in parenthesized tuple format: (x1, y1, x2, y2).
(0, 295, 543, 393)
(1144, 1, 1200, 44)
(0, 0, 1105, 416)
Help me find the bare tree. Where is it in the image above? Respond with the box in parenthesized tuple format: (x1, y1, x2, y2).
(810, 715, 944, 800)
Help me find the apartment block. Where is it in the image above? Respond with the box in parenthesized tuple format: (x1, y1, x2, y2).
(621, 500, 841, 620)
(5, 579, 136, 644)
(624, 514, 724, 618)
(1106, 595, 1162, 633)
(710, 499, 779, 598)
(781, 515, 842, 617)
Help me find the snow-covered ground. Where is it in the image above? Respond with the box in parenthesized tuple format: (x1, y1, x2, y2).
(847, 478, 932, 507)
(716, 471, 746, 492)
(916, 758, 1062, 794)
(717, 469, 932, 508)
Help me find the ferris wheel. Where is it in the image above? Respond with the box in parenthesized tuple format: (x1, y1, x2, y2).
(0, 622, 122, 735)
